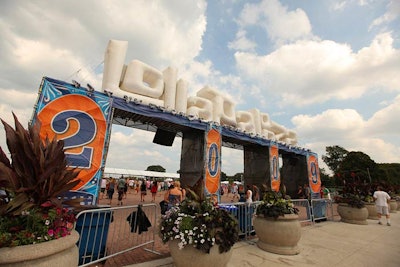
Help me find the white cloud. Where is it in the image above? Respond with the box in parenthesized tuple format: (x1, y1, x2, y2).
(235, 32, 400, 107)
(228, 29, 257, 52)
(369, 0, 400, 30)
(292, 103, 400, 172)
(292, 109, 365, 140)
(0, 1, 207, 92)
(365, 94, 400, 135)
(235, 0, 312, 48)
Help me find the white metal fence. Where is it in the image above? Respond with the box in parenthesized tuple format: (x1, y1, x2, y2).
(74, 203, 160, 267)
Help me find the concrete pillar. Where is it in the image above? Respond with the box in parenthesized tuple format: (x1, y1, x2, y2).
(281, 154, 308, 198)
(244, 145, 270, 196)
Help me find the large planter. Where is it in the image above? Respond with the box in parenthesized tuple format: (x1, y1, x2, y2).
(365, 203, 378, 220)
(168, 239, 232, 267)
(253, 214, 301, 255)
(389, 200, 397, 213)
(337, 204, 368, 225)
(0, 230, 79, 267)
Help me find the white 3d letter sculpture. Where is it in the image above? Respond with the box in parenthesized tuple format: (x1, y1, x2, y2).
(101, 39, 297, 145)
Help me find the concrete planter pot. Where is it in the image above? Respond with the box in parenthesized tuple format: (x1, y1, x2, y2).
(0, 230, 79, 267)
(365, 203, 378, 220)
(389, 200, 397, 213)
(168, 239, 232, 267)
(337, 204, 368, 225)
(253, 214, 301, 255)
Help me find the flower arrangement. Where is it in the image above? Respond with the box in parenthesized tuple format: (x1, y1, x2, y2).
(159, 189, 239, 254)
(0, 113, 81, 248)
(256, 190, 299, 219)
(0, 204, 76, 247)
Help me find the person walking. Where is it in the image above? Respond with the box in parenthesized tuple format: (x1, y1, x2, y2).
(164, 182, 183, 210)
(117, 177, 126, 206)
(123, 177, 129, 199)
(373, 186, 391, 226)
(150, 181, 158, 202)
(100, 178, 107, 199)
(140, 180, 147, 202)
(245, 185, 253, 205)
(107, 178, 116, 205)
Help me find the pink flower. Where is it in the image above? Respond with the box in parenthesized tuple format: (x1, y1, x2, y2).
(48, 229, 54, 236)
(66, 222, 74, 230)
(41, 201, 53, 208)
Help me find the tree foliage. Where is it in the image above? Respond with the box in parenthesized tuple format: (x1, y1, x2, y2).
(378, 163, 400, 185)
(146, 165, 166, 172)
(220, 171, 227, 181)
(337, 151, 380, 184)
(322, 145, 348, 174)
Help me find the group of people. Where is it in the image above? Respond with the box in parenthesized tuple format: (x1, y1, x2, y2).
(296, 184, 312, 199)
(100, 177, 129, 206)
(99, 177, 184, 207)
(100, 176, 393, 227)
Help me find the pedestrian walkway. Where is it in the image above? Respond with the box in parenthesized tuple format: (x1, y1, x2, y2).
(127, 211, 400, 267)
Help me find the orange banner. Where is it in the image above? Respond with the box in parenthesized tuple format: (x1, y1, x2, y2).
(307, 153, 321, 193)
(205, 128, 221, 194)
(37, 94, 107, 190)
(270, 144, 280, 192)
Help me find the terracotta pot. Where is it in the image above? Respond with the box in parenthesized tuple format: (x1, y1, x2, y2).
(168, 239, 232, 267)
(0, 230, 79, 267)
(337, 204, 368, 225)
(364, 203, 378, 220)
(389, 200, 397, 213)
(253, 214, 301, 255)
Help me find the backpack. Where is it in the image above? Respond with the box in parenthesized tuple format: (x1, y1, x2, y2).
(117, 179, 125, 190)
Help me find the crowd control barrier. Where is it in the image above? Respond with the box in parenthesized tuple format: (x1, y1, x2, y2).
(74, 203, 159, 267)
(219, 201, 262, 239)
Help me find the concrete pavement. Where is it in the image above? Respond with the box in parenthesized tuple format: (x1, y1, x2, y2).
(127, 212, 400, 267)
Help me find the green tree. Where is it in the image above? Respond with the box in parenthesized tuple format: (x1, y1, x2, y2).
(377, 163, 400, 185)
(322, 146, 349, 174)
(337, 151, 380, 183)
(146, 165, 166, 172)
(220, 171, 228, 181)
(232, 173, 244, 182)
(320, 168, 334, 187)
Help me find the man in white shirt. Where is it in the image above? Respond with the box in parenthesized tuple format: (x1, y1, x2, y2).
(373, 186, 391, 226)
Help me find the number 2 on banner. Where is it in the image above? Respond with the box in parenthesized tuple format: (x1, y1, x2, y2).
(52, 111, 96, 168)
(37, 94, 107, 189)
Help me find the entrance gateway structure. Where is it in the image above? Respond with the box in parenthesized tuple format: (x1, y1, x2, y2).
(31, 40, 321, 204)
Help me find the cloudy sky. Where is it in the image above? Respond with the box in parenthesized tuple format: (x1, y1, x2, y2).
(0, 0, 399, 176)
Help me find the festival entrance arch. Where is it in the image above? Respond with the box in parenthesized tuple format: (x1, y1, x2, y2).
(31, 40, 321, 204)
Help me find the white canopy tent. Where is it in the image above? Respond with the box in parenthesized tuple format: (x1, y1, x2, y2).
(104, 167, 179, 180)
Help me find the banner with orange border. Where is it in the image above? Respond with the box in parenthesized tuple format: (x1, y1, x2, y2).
(32, 77, 112, 204)
(204, 125, 221, 196)
(270, 143, 280, 192)
(307, 152, 321, 194)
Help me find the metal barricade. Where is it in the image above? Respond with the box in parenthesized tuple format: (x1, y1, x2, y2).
(291, 199, 312, 223)
(311, 198, 334, 222)
(219, 201, 262, 240)
(74, 203, 159, 267)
